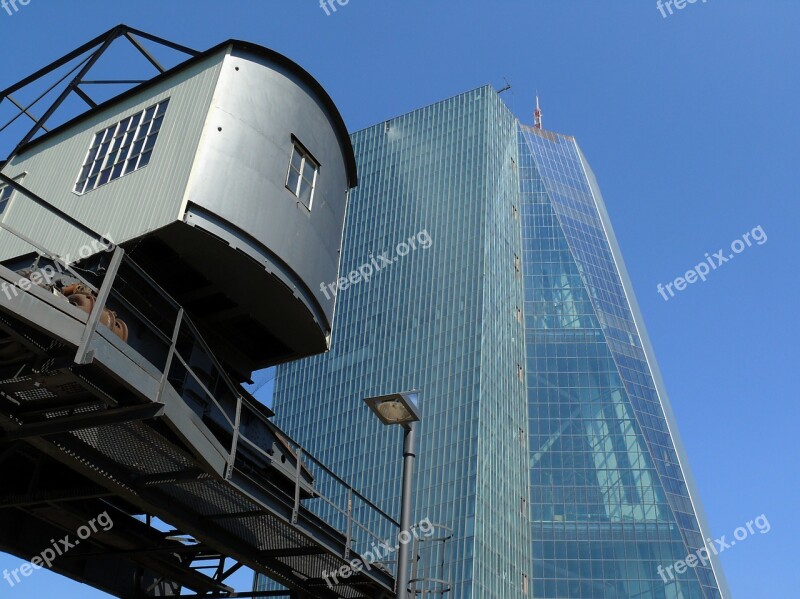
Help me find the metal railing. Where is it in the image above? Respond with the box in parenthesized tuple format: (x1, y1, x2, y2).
(85, 246, 402, 580)
(78, 244, 401, 562)
(0, 176, 402, 579)
(410, 523, 453, 597)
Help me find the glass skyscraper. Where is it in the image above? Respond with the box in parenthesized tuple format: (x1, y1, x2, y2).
(257, 87, 729, 599)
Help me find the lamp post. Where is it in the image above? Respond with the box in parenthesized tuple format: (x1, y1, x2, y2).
(364, 391, 421, 599)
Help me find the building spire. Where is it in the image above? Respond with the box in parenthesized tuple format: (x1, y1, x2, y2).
(534, 95, 543, 130)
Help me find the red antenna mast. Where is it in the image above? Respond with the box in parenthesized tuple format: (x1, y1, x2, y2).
(534, 95, 543, 130)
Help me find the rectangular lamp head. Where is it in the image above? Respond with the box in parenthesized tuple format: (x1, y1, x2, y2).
(364, 391, 421, 426)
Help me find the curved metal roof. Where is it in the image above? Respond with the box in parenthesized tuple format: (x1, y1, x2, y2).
(12, 34, 358, 188)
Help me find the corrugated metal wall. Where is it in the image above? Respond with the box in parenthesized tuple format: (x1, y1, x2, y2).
(0, 51, 225, 261)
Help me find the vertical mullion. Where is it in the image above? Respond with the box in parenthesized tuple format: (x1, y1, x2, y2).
(311, 167, 318, 196)
(111, 119, 130, 170)
(134, 106, 158, 169)
(76, 134, 98, 193)
(99, 123, 120, 172)
(298, 155, 306, 196)
(118, 113, 139, 168)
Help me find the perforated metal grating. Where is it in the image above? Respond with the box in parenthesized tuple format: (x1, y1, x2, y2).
(72, 421, 196, 475)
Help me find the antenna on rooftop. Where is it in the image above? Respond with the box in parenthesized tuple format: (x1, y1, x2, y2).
(498, 77, 511, 94)
(534, 94, 543, 129)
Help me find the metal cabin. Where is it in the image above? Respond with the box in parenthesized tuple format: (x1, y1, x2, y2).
(0, 27, 400, 599)
(0, 36, 357, 380)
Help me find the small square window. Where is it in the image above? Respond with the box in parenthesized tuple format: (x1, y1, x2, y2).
(286, 139, 319, 210)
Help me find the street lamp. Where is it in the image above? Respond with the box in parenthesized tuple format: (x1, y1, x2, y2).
(364, 391, 420, 599)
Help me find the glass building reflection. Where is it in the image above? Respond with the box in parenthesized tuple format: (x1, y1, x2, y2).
(256, 87, 729, 599)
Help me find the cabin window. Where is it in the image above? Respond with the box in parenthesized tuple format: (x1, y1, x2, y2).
(74, 98, 170, 194)
(286, 138, 318, 210)
(0, 184, 13, 215)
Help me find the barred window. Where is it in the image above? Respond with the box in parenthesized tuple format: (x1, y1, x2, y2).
(75, 99, 169, 194)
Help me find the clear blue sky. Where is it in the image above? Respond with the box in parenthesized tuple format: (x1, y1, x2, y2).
(1, 2, 797, 597)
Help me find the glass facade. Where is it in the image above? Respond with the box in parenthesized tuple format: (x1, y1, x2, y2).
(256, 87, 728, 599)
(518, 127, 728, 598)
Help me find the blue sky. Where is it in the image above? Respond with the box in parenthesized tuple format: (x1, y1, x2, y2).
(1, 1, 797, 597)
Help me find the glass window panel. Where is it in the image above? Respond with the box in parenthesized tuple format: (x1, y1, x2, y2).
(123, 157, 138, 175)
(286, 140, 318, 209)
(298, 180, 313, 206)
(137, 150, 152, 169)
(0, 185, 13, 214)
(142, 105, 157, 123)
(131, 138, 145, 157)
(144, 134, 158, 152)
(74, 99, 169, 194)
(286, 169, 300, 195)
(149, 115, 164, 134)
(110, 135, 122, 152)
(302, 158, 315, 182)
(291, 148, 303, 171)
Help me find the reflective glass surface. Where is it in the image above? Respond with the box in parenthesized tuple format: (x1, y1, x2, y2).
(519, 126, 725, 599)
(256, 88, 727, 599)
(0, 184, 13, 215)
